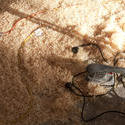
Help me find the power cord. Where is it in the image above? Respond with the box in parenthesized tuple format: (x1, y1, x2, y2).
(65, 78, 125, 123)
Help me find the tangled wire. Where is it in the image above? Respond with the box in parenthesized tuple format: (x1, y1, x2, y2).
(65, 43, 125, 123)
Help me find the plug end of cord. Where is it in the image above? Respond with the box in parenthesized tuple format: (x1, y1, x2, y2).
(65, 82, 72, 89)
(72, 47, 79, 54)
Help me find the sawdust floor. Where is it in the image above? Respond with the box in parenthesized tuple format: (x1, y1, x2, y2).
(1, 0, 125, 125)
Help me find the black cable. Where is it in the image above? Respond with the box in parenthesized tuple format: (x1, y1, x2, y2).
(68, 43, 125, 123)
(65, 72, 125, 123)
(113, 51, 125, 88)
(72, 43, 107, 62)
(113, 52, 120, 66)
(81, 98, 125, 122)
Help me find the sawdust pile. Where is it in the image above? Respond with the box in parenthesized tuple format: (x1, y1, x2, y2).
(0, 0, 125, 125)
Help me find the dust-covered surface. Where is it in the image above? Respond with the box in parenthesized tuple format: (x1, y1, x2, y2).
(1, 0, 125, 125)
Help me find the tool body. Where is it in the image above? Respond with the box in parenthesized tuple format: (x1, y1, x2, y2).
(87, 63, 125, 74)
(86, 63, 125, 86)
(65, 43, 125, 123)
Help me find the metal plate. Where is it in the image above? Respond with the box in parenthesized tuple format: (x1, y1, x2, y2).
(86, 72, 115, 86)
